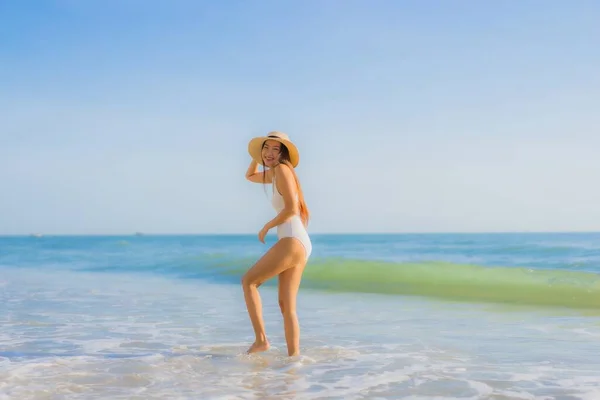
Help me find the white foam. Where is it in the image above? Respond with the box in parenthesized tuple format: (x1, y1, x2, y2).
(2, 267, 600, 399)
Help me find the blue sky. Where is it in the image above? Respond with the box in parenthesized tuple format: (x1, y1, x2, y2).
(1, 0, 599, 235)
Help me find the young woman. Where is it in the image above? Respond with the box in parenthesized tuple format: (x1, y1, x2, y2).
(243, 131, 312, 356)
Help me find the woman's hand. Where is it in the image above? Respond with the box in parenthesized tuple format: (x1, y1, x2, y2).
(258, 224, 270, 243)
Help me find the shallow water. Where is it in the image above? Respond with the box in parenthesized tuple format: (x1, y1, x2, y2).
(1, 233, 600, 399)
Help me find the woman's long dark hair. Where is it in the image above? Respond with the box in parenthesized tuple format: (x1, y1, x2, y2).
(262, 141, 310, 227)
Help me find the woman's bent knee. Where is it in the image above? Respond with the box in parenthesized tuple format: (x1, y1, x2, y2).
(241, 273, 253, 287)
(242, 274, 263, 289)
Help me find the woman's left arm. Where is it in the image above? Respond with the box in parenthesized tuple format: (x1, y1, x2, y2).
(264, 164, 299, 231)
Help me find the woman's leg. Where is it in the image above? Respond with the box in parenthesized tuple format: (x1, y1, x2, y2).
(278, 256, 306, 356)
(241, 238, 305, 354)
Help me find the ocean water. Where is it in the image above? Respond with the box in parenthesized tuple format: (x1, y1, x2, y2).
(1, 232, 600, 399)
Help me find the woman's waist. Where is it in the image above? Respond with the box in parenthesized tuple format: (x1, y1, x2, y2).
(276, 215, 308, 232)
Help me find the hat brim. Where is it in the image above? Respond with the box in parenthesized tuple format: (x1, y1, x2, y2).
(248, 136, 300, 167)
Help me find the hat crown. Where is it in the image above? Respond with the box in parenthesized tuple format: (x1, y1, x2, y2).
(266, 131, 290, 141)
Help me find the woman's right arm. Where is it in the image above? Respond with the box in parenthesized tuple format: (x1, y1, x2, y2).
(245, 160, 273, 183)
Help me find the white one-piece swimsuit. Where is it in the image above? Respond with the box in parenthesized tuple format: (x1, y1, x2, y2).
(271, 175, 312, 260)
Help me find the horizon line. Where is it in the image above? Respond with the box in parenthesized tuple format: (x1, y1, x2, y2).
(2, 230, 599, 237)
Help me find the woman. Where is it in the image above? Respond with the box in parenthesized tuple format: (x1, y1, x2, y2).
(243, 131, 312, 357)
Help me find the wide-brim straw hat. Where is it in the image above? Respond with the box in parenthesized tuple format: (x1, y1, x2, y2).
(248, 131, 300, 167)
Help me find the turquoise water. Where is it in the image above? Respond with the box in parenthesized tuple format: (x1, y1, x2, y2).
(1, 233, 600, 399)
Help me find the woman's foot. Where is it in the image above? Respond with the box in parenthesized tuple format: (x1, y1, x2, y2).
(247, 339, 270, 354)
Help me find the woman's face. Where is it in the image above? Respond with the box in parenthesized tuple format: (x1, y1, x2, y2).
(261, 140, 281, 167)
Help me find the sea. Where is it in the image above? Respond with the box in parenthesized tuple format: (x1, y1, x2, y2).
(1, 233, 600, 400)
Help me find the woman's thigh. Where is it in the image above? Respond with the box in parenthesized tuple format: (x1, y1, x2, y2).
(242, 238, 305, 287)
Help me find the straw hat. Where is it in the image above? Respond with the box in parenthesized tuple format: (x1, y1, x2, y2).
(247, 131, 300, 167)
